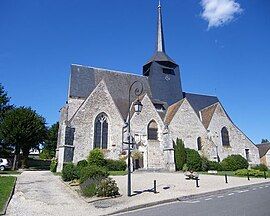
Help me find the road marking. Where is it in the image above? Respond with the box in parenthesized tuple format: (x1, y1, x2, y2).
(265, 186, 269, 188)
(238, 190, 249, 193)
(217, 195, 224, 198)
(228, 193, 234, 196)
(205, 198, 213, 201)
(259, 187, 263, 189)
(252, 188, 257, 191)
(183, 200, 200, 204)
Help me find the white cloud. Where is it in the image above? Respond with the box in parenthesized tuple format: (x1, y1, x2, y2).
(201, 0, 243, 29)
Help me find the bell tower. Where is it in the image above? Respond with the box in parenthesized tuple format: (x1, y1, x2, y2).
(143, 1, 183, 105)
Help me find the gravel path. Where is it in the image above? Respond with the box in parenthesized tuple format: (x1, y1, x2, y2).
(6, 171, 97, 216)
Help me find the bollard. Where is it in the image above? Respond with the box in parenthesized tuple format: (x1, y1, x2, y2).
(154, 180, 157, 193)
(195, 177, 199, 188)
(247, 172, 250, 181)
(264, 171, 267, 179)
(225, 174, 228, 184)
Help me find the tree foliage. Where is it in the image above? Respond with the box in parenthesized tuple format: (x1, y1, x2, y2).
(40, 122, 59, 159)
(174, 138, 186, 171)
(0, 107, 47, 168)
(0, 83, 13, 121)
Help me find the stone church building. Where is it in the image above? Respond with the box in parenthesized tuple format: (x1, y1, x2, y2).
(56, 3, 260, 171)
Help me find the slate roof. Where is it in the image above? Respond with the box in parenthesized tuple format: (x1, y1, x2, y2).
(256, 143, 270, 158)
(184, 92, 219, 116)
(69, 64, 152, 119)
(200, 103, 219, 129)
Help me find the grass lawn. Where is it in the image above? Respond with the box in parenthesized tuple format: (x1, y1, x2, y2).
(109, 170, 128, 176)
(0, 176, 16, 213)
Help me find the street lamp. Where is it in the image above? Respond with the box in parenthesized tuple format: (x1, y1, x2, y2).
(127, 80, 143, 197)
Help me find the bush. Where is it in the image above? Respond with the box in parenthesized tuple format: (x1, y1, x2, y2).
(39, 149, 54, 160)
(96, 177, 120, 197)
(81, 182, 97, 197)
(174, 138, 187, 171)
(221, 155, 249, 171)
(62, 163, 78, 181)
(76, 160, 88, 178)
(201, 156, 210, 171)
(182, 163, 188, 172)
(106, 159, 127, 171)
(185, 148, 202, 171)
(208, 161, 222, 171)
(252, 164, 268, 171)
(50, 158, 57, 173)
(79, 165, 109, 184)
(88, 149, 106, 167)
(235, 169, 267, 178)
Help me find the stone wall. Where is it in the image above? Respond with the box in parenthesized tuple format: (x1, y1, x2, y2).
(70, 80, 124, 163)
(207, 103, 260, 165)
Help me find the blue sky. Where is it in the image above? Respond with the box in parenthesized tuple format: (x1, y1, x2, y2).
(0, 0, 269, 143)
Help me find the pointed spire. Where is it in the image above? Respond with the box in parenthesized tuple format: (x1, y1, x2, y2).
(157, 0, 165, 53)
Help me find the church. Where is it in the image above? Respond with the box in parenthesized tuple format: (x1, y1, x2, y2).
(56, 3, 260, 172)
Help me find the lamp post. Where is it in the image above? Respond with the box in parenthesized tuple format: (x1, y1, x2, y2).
(127, 80, 143, 197)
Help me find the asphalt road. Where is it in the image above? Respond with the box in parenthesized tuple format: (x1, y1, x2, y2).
(119, 183, 270, 216)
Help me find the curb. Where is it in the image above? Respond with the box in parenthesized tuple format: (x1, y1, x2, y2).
(107, 182, 270, 215)
(0, 177, 17, 215)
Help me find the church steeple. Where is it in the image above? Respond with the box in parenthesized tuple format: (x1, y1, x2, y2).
(142, 1, 183, 105)
(157, 1, 165, 53)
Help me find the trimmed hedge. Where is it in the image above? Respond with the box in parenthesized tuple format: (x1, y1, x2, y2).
(208, 161, 222, 171)
(221, 155, 249, 171)
(62, 163, 78, 181)
(252, 164, 268, 171)
(185, 148, 202, 171)
(235, 169, 268, 178)
(106, 159, 126, 171)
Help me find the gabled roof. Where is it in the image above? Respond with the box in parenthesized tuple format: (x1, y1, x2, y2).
(200, 103, 219, 129)
(256, 143, 270, 158)
(184, 92, 219, 116)
(69, 64, 152, 119)
(164, 99, 185, 124)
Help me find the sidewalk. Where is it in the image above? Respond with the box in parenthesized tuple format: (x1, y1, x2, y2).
(6, 171, 270, 216)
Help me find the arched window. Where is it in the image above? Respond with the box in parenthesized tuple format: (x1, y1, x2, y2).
(148, 120, 158, 140)
(197, 137, 202, 151)
(94, 113, 108, 149)
(221, 127, 230, 147)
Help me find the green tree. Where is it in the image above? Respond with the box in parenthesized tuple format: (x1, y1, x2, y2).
(0, 83, 13, 121)
(0, 107, 47, 169)
(185, 148, 202, 171)
(174, 138, 187, 171)
(40, 122, 59, 159)
(261, 139, 269, 143)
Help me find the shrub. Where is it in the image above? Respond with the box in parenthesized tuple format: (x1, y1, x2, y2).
(182, 163, 188, 172)
(76, 160, 88, 178)
(62, 163, 78, 181)
(81, 182, 97, 197)
(106, 159, 127, 171)
(201, 156, 210, 171)
(96, 177, 120, 197)
(252, 164, 268, 171)
(221, 155, 249, 171)
(39, 149, 54, 160)
(174, 138, 187, 171)
(79, 165, 109, 184)
(235, 169, 267, 178)
(185, 148, 202, 171)
(50, 158, 57, 173)
(88, 149, 106, 167)
(208, 161, 222, 171)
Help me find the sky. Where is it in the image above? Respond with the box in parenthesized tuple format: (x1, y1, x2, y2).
(0, 0, 269, 143)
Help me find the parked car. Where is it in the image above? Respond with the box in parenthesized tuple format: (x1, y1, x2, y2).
(0, 158, 12, 171)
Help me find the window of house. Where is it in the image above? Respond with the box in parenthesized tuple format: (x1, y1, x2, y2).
(148, 120, 158, 140)
(94, 113, 108, 149)
(197, 137, 202, 151)
(245, 149, 250, 162)
(221, 127, 230, 147)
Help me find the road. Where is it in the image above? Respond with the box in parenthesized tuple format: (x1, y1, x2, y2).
(119, 183, 270, 216)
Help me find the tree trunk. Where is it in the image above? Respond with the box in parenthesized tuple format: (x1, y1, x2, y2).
(12, 145, 20, 170)
(21, 148, 30, 168)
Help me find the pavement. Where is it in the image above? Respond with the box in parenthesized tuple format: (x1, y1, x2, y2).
(5, 171, 270, 216)
(118, 183, 270, 216)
